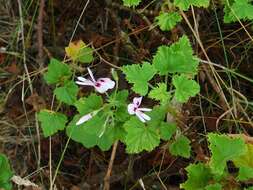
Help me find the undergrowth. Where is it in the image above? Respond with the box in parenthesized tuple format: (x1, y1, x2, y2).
(1, 0, 253, 189)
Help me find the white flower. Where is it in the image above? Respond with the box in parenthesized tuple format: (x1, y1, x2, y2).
(76, 68, 115, 93)
(127, 97, 152, 123)
(76, 113, 93, 125)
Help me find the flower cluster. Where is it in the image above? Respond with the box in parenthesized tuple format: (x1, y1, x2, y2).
(75, 68, 152, 125)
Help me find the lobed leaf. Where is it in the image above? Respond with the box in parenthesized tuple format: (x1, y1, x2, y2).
(122, 0, 142, 7)
(65, 40, 94, 63)
(148, 83, 171, 105)
(124, 117, 160, 153)
(155, 12, 182, 31)
(160, 122, 177, 141)
(38, 110, 67, 137)
(237, 166, 253, 181)
(54, 81, 78, 105)
(169, 135, 191, 158)
(153, 35, 199, 75)
(122, 62, 156, 95)
(44, 58, 72, 84)
(66, 115, 125, 151)
(172, 74, 200, 103)
(180, 163, 212, 190)
(174, 0, 210, 11)
(208, 133, 247, 175)
(223, 0, 253, 23)
(74, 93, 103, 115)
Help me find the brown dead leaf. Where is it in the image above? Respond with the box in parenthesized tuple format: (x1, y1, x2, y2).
(70, 185, 81, 190)
(90, 33, 111, 47)
(26, 92, 46, 111)
(5, 62, 20, 74)
(0, 53, 5, 64)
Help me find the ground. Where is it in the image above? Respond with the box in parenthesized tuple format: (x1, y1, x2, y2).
(0, 0, 253, 189)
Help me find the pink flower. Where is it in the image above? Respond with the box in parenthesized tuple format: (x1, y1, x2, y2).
(128, 97, 152, 123)
(76, 68, 115, 93)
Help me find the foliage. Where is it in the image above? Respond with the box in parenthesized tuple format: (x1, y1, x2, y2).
(160, 122, 177, 140)
(148, 83, 171, 105)
(223, 0, 253, 23)
(180, 163, 213, 190)
(153, 35, 199, 75)
(122, 62, 156, 95)
(208, 133, 247, 175)
(155, 12, 182, 31)
(169, 135, 191, 158)
(44, 58, 72, 84)
(172, 74, 200, 103)
(124, 117, 160, 153)
(122, 0, 142, 7)
(54, 81, 78, 105)
(0, 154, 13, 190)
(38, 110, 68, 137)
(35, 0, 253, 189)
(173, 0, 210, 10)
(65, 40, 94, 63)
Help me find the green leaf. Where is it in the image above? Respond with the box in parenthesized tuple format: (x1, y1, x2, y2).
(54, 81, 78, 105)
(124, 117, 160, 153)
(38, 110, 67, 137)
(208, 133, 247, 175)
(205, 183, 222, 190)
(66, 115, 105, 149)
(174, 0, 210, 11)
(233, 144, 253, 181)
(67, 114, 117, 151)
(122, 62, 156, 95)
(153, 35, 199, 75)
(122, 0, 142, 7)
(147, 105, 167, 127)
(155, 12, 182, 31)
(172, 74, 200, 103)
(112, 90, 130, 122)
(65, 40, 94, 63)
(180, 163, 212, 190)
(160, 122, 177, 140)
(44, 58, 72, 84)
(233, 144, 253, 168)
(74, 94, 103, 115)
(148, 83, 171, 105)
(237, 166, 253, 181)
(0, 154, 13, 190)
(169, 135, 191, 158)
(223, 0, 253, 23)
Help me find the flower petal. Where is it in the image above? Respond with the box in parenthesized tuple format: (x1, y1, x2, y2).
(76, 76, 94, 86)
(137, 108, 152, 112)
(95, 78, 115, 93)
(87, 67, 96, 82)
(135, 111, 146, 123)
(133, 97, 142, 107)
(77, 76, 87, 82)
(97, 78, 115, 89)
(127, 103, 136, 115)
(137, 111, 151, 121)
(75, 80, 94, 86)
(76, 113, 93, 125)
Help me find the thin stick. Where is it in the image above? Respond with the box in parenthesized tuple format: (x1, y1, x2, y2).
(37, 0, 45, 67)
(69, 0, 90, 43)
(103, 141, 119, 190)
(17, 0, 33, 94)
